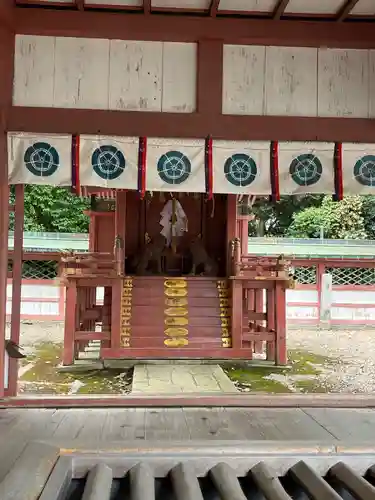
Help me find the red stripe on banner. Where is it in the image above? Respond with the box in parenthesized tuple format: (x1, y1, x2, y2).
(334, 142, 343, 201)
(138, 137, 147, 199)
(271, 141, 280, 202)
(75, 134, 80, 196)
(206, 135, 213, 200)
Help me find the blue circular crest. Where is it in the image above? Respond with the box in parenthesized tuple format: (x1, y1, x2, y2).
(24, 142, 59, 177)
(91, 145, 126, 180)
(290, 153, 322, 187)
(353, 155, 375, 187)
(157, 150, 191, 185)
(224, 153, 257, 187)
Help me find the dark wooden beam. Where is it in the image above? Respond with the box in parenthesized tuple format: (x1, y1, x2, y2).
(273, 0, 289, 20)
(14, 8, 375, 48)
(336, 0, 360, 21)
(143, 0, 151, 14)
(197, 40, 222, 116)
(0, 0, 14, 29)
(209, 0, 220, 17)
(8, 106, 375, 144)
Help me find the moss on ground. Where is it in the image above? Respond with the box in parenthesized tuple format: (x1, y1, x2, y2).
(19, 342, 132, 395)
(224, 349, 336, 394)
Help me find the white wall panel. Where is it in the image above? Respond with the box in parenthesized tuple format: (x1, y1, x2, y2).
(223, 45, 265, 115)
(265, 47, 317, 116)
(162, 42, 197, 113)
(109, 40, 163, 112)
(218, 0, 276, 11)
(318, 49, 369, 118)
(369, 50, 375, 118)
(54, 37, 110, 109)
(13, 35, 55, 107)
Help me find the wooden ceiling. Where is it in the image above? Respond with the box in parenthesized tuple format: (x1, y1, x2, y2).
(12, 0, 375, 22)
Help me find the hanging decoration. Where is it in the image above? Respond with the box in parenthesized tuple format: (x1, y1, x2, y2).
(342, 143, 375, 195)
(145, 138, 205, 193)
(71, 135, 80, 196)
(333, 142, 343, 201)
(138, 137, 147, 199)
(79, 135, 139, 189)
(205, 135, 213, 200)
(8, 133, 72, 186)
(212, 141, 271, 195)
(278, 142, 335, 194)
(270, 141, 280, 202)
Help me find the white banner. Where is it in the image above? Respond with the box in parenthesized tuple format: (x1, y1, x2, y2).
(146, 138, 205, 193)
(212, 141, 271, 195)
(278, 142, 335, 194)
(342, 143, 375, 194)
(80, 135, 139, 189)
(8, 133, 72, 186)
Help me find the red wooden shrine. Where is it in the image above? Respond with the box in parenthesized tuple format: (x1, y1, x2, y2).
(59, 191, 291, 365)
(1, 0, 375, 398)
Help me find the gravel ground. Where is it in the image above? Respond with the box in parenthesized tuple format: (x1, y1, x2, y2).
(287, 327, 375, 393)
(10, 321, 375, 393)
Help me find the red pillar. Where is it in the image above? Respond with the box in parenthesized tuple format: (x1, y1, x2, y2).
(275, 282, 287, 365)
(63, 282, 77, 365)
(7, 185, 24, 396)
(226, 194, 237, 276)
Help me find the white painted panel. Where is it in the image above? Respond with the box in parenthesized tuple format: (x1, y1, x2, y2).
(351, 0, 375, 15)
(318, 49, 369, 118)
(152, 0, 209, 8)
(331, 307, 375, 321)
(109, 40, 162, 112)
(265, 47, 317, 117)
(369, 51, 375, 118)
(332, 290, 375, 304)
(13, 35, 55, 107)
(286, 289, 318, 303)
(54, 37, 110, 109)
(21, 284, 60, 299)
(20, 302, 59, 316)
(286, 306, 318, 320)
(222, 45, 265, 115)
(85, 0, 142, 5)
(218, 0, 276, 12)
(285, 0, 343, 14)
(162, 42, 197, 113)
(31, 0, 73, 3)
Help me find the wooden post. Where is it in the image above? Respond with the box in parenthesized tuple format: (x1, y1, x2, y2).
(115, 191, 126, 274)
(266, 288, 276, 361)
(226, 195, 237, 276)
(7, 185, 24, 396)
(231, 280, 243, 349)
(0, 133, 8, 397)
(254, 288, 264, 354)
(63, 282, 77, 365)
(275, 282, 287, 366)
(319, 273, 333, 329)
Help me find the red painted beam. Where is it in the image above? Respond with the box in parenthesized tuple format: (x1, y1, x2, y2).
(209, 0, 220, 17)
(273, 0, 289, 20)
(0, 0, 14, 29)
(14, 8, 375, 48)
(8, 107, 375, 144)
(337, 0, 360, 21)
(76, 0, 84, 11)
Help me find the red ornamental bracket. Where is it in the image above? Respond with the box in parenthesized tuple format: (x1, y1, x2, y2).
(270, 140, 280, 202)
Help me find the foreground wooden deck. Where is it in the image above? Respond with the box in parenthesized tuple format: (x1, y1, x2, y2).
(2, 406, 375, 483)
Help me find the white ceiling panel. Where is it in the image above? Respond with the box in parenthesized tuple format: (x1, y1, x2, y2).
(85, 0, 143, 5)
(151, 0, 209, 8)
(218, 0, 277, 11)
(285, 0, 344, 14)
(350, 0, 375, 15)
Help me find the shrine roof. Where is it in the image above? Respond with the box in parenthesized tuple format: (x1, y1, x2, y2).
(14, 1, 375, 23)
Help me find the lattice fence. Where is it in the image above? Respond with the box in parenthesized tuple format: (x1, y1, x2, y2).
(326, 266, 375, 286)
(21, 260, 58, 280)
(294, 266, 317, 285)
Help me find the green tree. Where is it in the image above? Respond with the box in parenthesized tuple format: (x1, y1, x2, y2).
(287, 195, 368, 239)
(9, 186, 90, 233)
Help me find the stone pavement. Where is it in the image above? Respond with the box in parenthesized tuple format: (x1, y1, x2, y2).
(132, 364, 238, 393)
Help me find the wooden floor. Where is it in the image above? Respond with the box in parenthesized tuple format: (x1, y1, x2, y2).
(2, 406, 375, 482)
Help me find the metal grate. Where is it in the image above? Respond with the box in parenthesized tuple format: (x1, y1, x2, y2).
(21, 260, 58, 280)
(40, 453, 375, 500)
